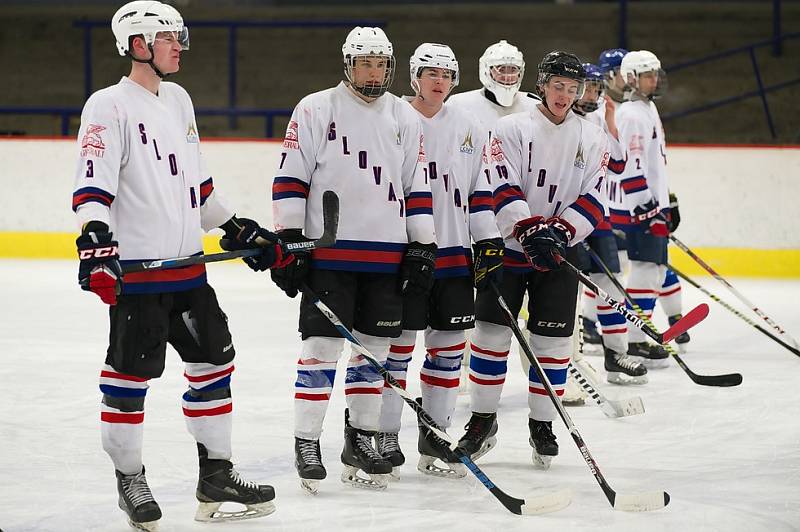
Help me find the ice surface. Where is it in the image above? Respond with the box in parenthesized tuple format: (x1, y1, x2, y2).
(1, 259, 798, 531)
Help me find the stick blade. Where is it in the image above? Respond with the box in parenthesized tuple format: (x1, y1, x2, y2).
(692, 372, 743, 387)
(601, 396, 645, 418)
(661, 303, 709, 343)
(519, 488, 572, 515)
(613, 490, 670, 512)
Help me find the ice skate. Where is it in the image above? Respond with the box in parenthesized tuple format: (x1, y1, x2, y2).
(669, 314, 691, 352)
(116, 467, 161, 532)
(195, 444, 275, 522)
(295, 437, 326, 494)
(627, 341, 670, 369)
(416, 399, 466, 479)
(341, 409, 392, 490)
(456, 412, 498, 461)
(375, 431, 405, 480)
(529, 419, 558, 470)
(605, 349, 649, 385)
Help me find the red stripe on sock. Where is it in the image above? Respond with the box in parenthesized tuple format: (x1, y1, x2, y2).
(101, 412, 144, 424)
(182, 404, 233, 418)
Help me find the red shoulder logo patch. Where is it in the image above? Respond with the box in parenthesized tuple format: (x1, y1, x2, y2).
(81, 124, 106, 158)
(283, 120, 299, 149)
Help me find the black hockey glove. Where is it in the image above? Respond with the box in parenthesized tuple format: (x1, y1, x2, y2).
(472, 238, 504, 291)
(76, 221, 123, 305)
(512, 216, 572, 272)
(667, 192, 681, 232)
(219, 216, 293, 272)
(633, 199, 668, 237)
(399, 242, 437, 296)
(269, 229, 311, 298)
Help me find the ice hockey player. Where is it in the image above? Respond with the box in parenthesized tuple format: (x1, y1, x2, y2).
(270, 27, 436, 493)
(377, 43, 503, 480)
(572, 63, 648, 385)
(614, 50, 675, 366)
(73, 2, 285, 529)
(448, 40, 540, 143)
(447, 39, 539, 389)
(458, 51, 609, 469)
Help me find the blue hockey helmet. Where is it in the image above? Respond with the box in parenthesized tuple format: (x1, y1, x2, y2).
(598, 48, 628, 74)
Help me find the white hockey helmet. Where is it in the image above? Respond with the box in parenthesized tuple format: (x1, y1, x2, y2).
(111, 1, 189, 57)
(479, 40, 525, 107)
(342, 26, 395, 98)
(620, 50, 661, 88)
(409, 42, 459, 93)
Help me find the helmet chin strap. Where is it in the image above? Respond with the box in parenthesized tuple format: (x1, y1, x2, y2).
(129, 45, 168, 79)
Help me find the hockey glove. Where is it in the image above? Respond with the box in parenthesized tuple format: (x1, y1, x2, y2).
(219, 216, 294, 272)
(472, 238, 504, 291)
(269, 229, 311, 298)
(76, 221, 123, 305)
(512, 216, 572, 272)
(633, 199, 669, 237)
(399, 242, 437, 296)
(667, 192, 681, 232)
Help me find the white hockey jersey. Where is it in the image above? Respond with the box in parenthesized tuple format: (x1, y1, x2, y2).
(272, 82, 435, 274)
(448, 88, 540, 148)
(613, 98, 669, 228)
(407, 100, 500, 278)
(576, 97, 625, 236)
(487, 107, 610, 273)
(72, 77, 233, 294)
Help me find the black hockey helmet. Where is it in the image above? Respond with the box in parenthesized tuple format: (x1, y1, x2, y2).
(535, 51, 586, 99)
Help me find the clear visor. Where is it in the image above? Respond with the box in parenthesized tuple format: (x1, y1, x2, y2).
(490, 64, 521, 86)
(153, 29, 190, 51)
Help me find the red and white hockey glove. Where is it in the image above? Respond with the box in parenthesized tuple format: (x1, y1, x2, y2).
(76, 222, 122, 305)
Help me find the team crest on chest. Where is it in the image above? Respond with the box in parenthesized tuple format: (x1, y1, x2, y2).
(574, 142, 586, 169)
(459, 130, 475, 154)
(186, 122, 199, 143)
(81, 124, 106, 158)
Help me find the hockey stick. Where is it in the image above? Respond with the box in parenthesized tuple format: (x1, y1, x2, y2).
(581, 243, 743, 387)
(490, 283, 669, 512)
(560, 258, 708, 345)
(122, 190, 340, 274)
(568, 363, 645, 418)
(304, 287, 571, 516)
(668, 233, 800, 350)
(669, 263, 800, 358)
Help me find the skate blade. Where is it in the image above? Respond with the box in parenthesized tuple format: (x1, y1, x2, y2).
(300, 478, 320, 495)
(417, 455, 467, 479)
(606, 372, 649, 385)
(468, 436, 497, 462)
(126, 518, 159, 532)
(194, 501, 275, 522)
(389, 467, 401, 481)
(676, 343, 689, 354)
(531, 450, 555, 470)
(340, 466, 390, 491)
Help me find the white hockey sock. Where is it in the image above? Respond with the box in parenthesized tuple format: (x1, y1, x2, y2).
(346, 331, 389, 432)
(182, 361, 234, 460)
(378, 329, 416, 433)
(420, 329, 465, 428)
(100, 364, 148, 475)
(294, 336, 344, 441)
(527, 334, 571, 422)
(468, 320, 512, 414)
